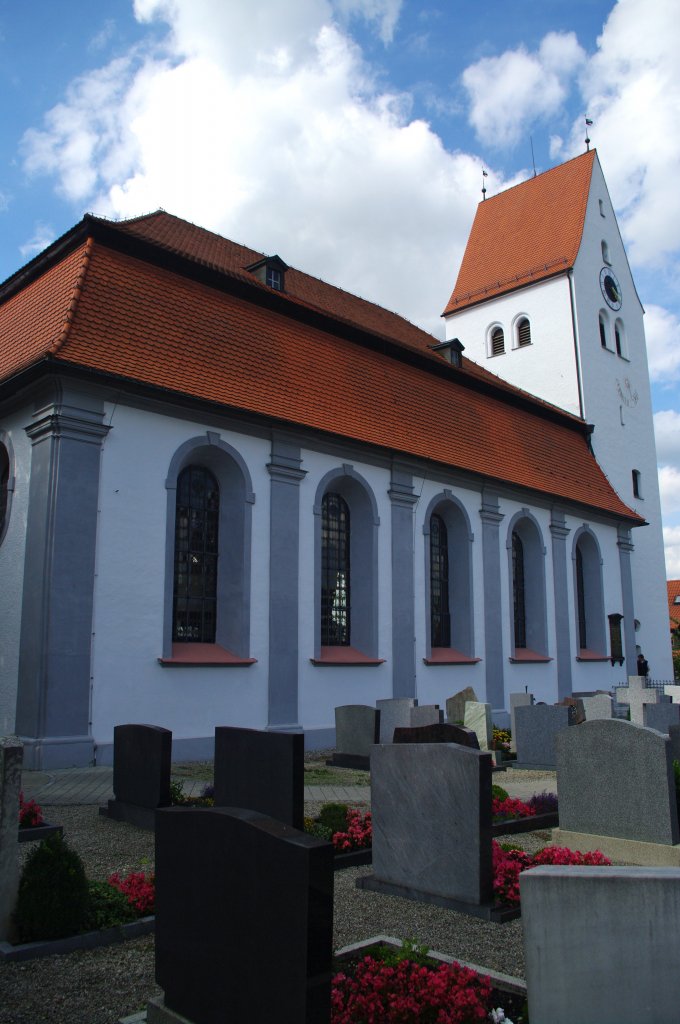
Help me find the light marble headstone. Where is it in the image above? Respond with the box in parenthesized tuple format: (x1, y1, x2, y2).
(643, 701, 680, 735)
(509, 692, 534, 751)
(615, 676, 660, 725)
(464, 701, 492, 751)
(0, 736, 23, 940)
(445, 687, 478, 725)
(581, 693, 614, 721)
(376, 698, 417, 744)
(335, 705, 380, 758)
(358, 742, 493, 907)
(664, 684, 680, 704)
(410, 705, 443, 728)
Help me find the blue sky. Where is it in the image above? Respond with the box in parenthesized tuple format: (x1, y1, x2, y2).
(1, 0, 679, 573)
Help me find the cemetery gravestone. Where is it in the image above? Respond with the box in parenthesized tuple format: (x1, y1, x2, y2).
(393, 722, 479, 748)
(102, 724, 172, 830)
(445, 687, 478, 725)
(463, 701, 492, 751)
(615, 675, 660, 725)
(580, 693, 613, 721)
(0, 736, 22, 941)
(410, 705, 442, 727)
(376, 698, 417, 743)
(514, 705, 574, 769)
(522, 866, 680, 1024)
(356, 743, 510, 920)
(328, 705, 379, 769)
(556, 695, 586, 724)
(664, 684, 680, 704)
(509, 692, 533, 751)
(670, 725, 680, 765)
(151, 806, 334, 1024)
(214, 727, 304, 830)
(643, 701, 680, 734)
(554, 719, 680, 863)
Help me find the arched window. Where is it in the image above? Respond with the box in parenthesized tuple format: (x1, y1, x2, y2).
(173, 466, 219, 643)
(321, 492, 350, 646)
(573, 529, 606, 656)
(601, 240, 611, 265)
(0, 443, 9, 541)
(576, 545, 587, 648)
(614, 319, 626, 358)
(491, 326, 505, 356)
(599, 311, 609, 349)
(430, 513, 451, 648)
(516, 317, 531, 348)
(512, 531, 526, 649)
(632, 469, 642, 498)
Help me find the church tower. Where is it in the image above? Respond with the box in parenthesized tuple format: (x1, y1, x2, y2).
(443, 150, 672, 680)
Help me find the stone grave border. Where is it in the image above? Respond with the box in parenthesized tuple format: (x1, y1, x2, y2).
(18, 822, 63, 844)
(0, 916, 155, 963)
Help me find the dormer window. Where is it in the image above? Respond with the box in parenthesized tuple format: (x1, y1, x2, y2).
(432, 337, 464, 368)
(245, 255, 288, 293)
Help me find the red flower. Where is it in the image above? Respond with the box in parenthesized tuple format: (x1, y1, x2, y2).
(107, 871, 155, 915)
(492, 840, 611, 907)
(333, 809, 372, 851)
(18, 791, 44, 828)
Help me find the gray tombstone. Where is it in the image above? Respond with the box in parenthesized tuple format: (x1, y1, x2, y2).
(509, 692, 534, 751)
(376, 698, 417, 743)
(101, 724, 172, 830)
(0, 736, 22, 940)
(514, 705, 574, 768)
(357, 743, 499, 918)
(664, 684, 680, 704)
(670, 725, 680, 765)
(330, 705, 380, 768)
(581, 693, 613, 721)
(445, 687, 478, 725)
(214, 727, 304, 830)
(615, 675, 660, 725)
(151, 806, 334, 1024)
(393, 723, 479, 748)
(643, 701, 680, 734)
(410, 705, 443, 728)
(522, 866, 680, 1024)
(556, 696, 586, 724)
(463, 701, 492, 750)
(556, 719, 679, 847)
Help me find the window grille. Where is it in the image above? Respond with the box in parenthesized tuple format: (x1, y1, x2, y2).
(173, 465, 219, 642)
(321, 492, 350, 646)
(608, 613, 624, 666)
(517, 318, 531, 347)
(512, 531, 526, 649)
(576, 545, 587, 648)
(491, 327, 505, 356)
(430, 514, 451, 647)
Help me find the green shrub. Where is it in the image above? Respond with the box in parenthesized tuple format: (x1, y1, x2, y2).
(87, 881, 137, 930)
(373, 938, 434, 968)
(492, 784, 509, 801)
(318, 802, 349, 835)
(674, 650, 680, 681)
(13, 833, 91, 942)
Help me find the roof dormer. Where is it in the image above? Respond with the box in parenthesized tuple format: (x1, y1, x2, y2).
(432, 337, 465, 368)
(246, 255, 288, 292)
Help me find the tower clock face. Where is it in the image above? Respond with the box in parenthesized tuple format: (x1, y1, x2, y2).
(600, 267, 622, 310)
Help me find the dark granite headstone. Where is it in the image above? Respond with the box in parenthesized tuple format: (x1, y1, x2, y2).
(101, 724, 172, 829)
(393, 722, 480, 748)
(153, 807, 333, 1024)
(213, 727, 303, 829)
(556, 696, 586, 725)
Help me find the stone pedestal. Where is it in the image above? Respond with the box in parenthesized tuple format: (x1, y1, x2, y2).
(0, 737, 23, 940)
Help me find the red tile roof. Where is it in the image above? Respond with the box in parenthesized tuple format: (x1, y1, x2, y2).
(0, 211, 641, 524)
(444, 150, 596, 315)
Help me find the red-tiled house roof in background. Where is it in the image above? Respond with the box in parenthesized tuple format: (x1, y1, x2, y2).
(668, 580, 680, 643)
(0, 211, 641, 524)
(444, 149, 596, 315)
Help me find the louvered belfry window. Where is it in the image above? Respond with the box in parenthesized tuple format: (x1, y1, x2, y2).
(321, 492, 350, 646)
(491, 327, 505, 355)
(430, 513, 451, 648)
(173, 465, 219, 642)
(512, 531, 526, 649)
(517, 317, 531, 347)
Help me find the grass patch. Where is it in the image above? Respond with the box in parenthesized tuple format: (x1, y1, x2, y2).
(303, 762, 370, 786)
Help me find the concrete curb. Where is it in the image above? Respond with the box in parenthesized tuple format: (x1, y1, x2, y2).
(0, 915, 155, 962)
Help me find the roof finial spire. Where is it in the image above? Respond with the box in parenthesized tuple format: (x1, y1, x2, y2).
(585, 116, 593, 151)
(481, 168, 488, 201)
(530, 136, 537, 177)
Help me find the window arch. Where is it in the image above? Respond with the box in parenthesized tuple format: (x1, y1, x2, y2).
(599, 310, 609, 349)
(0, 434, 14, 547)
(573, 528, 606, 655)
(163, 434, 254, 659)
(507, 513, 548, 657)
(314, 467, 379, 658)
(423, 493, 474, 659)
(516, 316, 531, 348)
(488, 325, 505, 357)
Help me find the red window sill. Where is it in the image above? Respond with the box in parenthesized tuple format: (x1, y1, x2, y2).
(576, 649, 610, 662)
(158, 643, 256, 667)
(423, 649, 481, 665)
(311, 646, 384, 666)
(509, 649, 552, 663)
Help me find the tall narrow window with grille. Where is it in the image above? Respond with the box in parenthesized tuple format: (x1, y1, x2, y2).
(516, 317, 531, 347)
(512, 530, 526, 649)
(173, 465, 219, 642)
(430, 513, 451, 647)
(491, 326, 505, 356)
(608, 613, 624, 666)
(0, 443, 8, 539)
(576, 545, 587, 649)
(321, 492, 350, 646)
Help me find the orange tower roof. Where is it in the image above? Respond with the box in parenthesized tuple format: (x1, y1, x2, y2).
(444, 150, 596, 315)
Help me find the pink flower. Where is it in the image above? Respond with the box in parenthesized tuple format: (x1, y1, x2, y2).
(18, 791, 44, 828)
(108, 870, 155, 915)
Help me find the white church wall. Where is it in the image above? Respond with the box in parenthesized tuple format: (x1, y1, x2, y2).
(90, 403, 271, 755)
(444, 276, 581, 417)
(0, 407, 31, 733)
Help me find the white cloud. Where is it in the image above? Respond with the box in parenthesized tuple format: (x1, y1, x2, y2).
(663, 524, 680, 579)
(334, 0, 403, 44)
(654, 409, 680, 465)
(659, 464, 680, 525)
(462, 31, 585, 149)
(19, 223, 56, 260)
(645, 305, 680, 383)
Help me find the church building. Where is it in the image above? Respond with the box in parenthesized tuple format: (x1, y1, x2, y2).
(0, 149, 671, 768)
